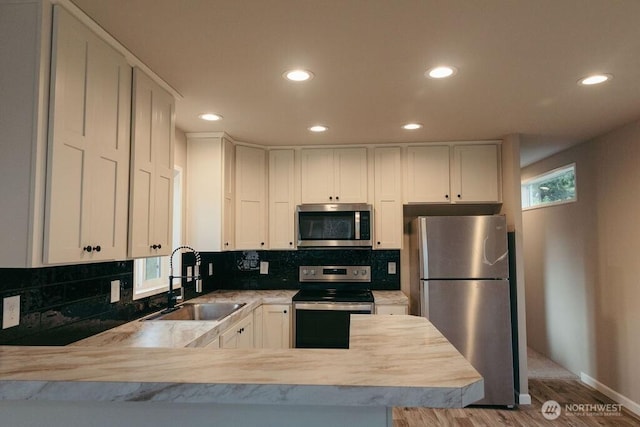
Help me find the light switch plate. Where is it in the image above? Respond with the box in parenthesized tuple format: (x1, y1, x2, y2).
(110, 280, 120, 303)
(209, 263, 213, 276)
(388, 262, 397, 275)
(260, 261, 269, 275)
(2, 295, 20, 329)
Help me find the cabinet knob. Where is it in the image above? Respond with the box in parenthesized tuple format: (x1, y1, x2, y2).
(151, 244, 162, 250)
(457, 194, 461, 198)
(94, 245, 101, 252)
(260, 242, 265, 246)
(329, 196, 333, 200)
(84, 246, 93, 253)
(336, 196, 339, 201)
(225, 242, 229, 246)
(377, 241, 381, 245)
(84, 245, 101, 253)
(283, 310, 287, 314)
(289, 242, 293, 246)
(445, 194, 449, 199)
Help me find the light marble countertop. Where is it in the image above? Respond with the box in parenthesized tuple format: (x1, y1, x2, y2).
(0, 289, 482, 408)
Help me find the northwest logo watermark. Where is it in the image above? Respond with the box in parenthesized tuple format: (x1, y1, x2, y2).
(541, 400, 623, 419)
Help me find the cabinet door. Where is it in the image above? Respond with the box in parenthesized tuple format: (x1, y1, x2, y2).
(269, 150, 295, 249)
(236, 314, 255, 349)
(374, 147, 402, 249)
(186, 136, 233, 252)
(44, 7, 131, 264)
(405, 145, 450, 203)
(452, 144, 501, 203)
(219, 312, 254, 349)
(300, 148, 334, 203)
(334, 148, 368, 203)
(235, 145, 267, 249)
(262, 304, 291, 349)
(129, 68, 174, 258)
(222, 138, 235, 250)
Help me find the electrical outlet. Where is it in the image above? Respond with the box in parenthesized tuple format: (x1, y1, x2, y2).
(110, 280, 121, 303)
(388, 262, 397, 275)
(2, 295, 20, 329)
(187, 266, 193, 282)
(260, 261, 269, 275)
(209, 263, 213, 276)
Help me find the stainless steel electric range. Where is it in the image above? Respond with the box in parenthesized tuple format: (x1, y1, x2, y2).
(292, 265, 374, 349)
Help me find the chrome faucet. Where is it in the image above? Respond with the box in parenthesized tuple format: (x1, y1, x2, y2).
(164, 245, 203, 313)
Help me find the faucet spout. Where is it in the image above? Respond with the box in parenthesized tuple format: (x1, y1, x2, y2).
(164, 245, 202, 312)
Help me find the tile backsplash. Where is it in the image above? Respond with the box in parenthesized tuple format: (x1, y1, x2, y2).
(0, 249, 400, 346)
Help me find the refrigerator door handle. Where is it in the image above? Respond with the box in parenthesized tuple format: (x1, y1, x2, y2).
(420, 280, 429, 319)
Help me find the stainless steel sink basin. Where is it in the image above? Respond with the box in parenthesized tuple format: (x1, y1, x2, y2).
(144, 302, 246, 321)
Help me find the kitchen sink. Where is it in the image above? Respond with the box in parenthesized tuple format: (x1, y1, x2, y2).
(143, 302, 246, 321)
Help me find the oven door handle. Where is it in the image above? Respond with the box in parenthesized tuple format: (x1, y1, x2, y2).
(293, 303, 373, 312)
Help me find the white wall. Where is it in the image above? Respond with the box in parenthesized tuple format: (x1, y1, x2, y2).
(522, 118, 640, 408)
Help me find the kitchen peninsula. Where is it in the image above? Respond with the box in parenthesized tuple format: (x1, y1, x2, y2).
(0, 292, 483, 427)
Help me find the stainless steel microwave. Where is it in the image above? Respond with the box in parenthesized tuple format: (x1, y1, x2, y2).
(296, 204, 373, 248)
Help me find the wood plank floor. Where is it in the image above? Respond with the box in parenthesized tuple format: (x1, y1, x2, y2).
(393, 379, 640, 426)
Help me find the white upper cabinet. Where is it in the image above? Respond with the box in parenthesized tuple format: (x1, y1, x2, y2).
(44, 6, 131, 264)
(269, 150, 296, 249)
(451, 144, 501, 203)
(128, 68, 175, 258)
(0, 1, 51, 267)
(405, 145, 451, 203)
(300, 148, 368, 203)
(405, 143, 502, 204)
(186, 135, 235, 252)
(374, 147, 403, 249)
(235, 145, 267, 250)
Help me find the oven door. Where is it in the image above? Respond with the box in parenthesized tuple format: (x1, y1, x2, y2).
(293, 302, 373, 349)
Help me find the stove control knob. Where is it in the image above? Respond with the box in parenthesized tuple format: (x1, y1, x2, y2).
(310, 269, 316, 276)
(361, 269, 368, 276)
(302, 269, 308, 276)
(353, 270, 359, 276)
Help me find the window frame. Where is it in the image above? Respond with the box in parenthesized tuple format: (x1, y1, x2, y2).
(521, 163, 577, 211)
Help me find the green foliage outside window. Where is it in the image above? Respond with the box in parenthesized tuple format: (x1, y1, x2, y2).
(522, 164, 576, 209)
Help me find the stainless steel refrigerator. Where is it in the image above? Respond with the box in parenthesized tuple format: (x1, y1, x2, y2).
(410, 215, 515, 407)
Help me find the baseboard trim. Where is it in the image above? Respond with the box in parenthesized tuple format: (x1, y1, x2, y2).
(518, 393, 532, 405)
(580, 372, 640, 417)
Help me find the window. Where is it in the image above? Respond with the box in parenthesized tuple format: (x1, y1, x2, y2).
(522, 163, 576, 210)
(133, 167, 183, 299)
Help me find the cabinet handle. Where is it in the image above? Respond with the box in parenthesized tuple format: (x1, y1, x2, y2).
(150, 244, 162, 250)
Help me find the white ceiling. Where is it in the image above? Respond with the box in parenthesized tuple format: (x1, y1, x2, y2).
(70, 0, 640, 166)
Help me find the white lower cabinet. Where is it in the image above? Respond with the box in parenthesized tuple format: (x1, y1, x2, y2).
(219, 312, 254, 349)
(261, 304, 291, 349)
(375, 304, 408, 315)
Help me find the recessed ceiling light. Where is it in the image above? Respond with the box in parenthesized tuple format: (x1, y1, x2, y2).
(426, 66, 457, 79)
(308, 125, 328, 133)
(402, 123, 423, 130)
(199, 113, 223, 121)
(578, 74, 612, 86)
(284, 69, 314, 82)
